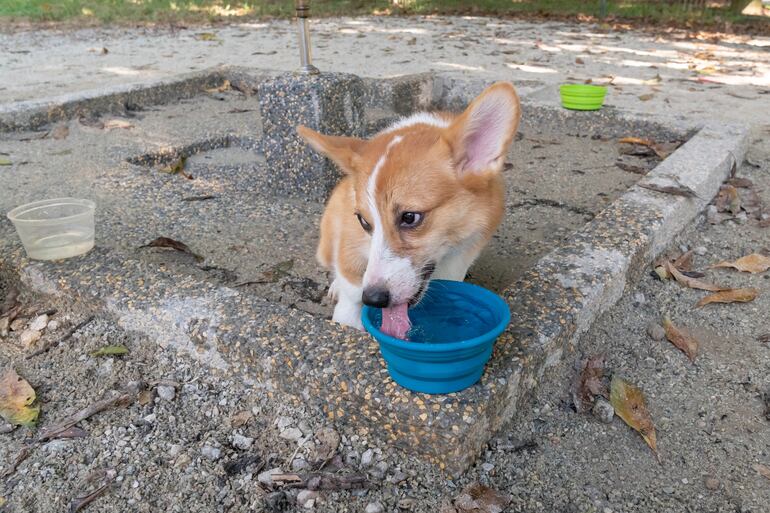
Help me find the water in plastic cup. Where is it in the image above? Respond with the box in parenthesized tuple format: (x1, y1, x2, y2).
(7, 198, 95, 261)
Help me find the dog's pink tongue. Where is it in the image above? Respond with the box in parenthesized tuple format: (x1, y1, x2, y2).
(380, 303, 411, 340)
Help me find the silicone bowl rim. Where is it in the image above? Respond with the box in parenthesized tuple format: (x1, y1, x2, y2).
(361, 279, 511, 353)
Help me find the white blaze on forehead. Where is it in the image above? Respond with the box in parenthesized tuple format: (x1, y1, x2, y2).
(382, 112, 450, 134)
(363, 135, 418, 301)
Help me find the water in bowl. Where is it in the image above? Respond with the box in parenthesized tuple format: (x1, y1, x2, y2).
(377, 284, 501, 344)
(24, 229, 94, 260)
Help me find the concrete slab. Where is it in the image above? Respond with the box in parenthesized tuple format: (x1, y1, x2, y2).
(0, 70, 748, 475)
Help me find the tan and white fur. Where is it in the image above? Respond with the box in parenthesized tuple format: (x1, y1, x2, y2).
(297, 82, 521, 330)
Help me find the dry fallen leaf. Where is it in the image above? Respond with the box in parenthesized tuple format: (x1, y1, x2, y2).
(696, 288, 759, 308)
(610, 376, 658, 460)
(711, 253, 770, 274)
(754, 463, 770, 482)
(662, 316, 698, 362)
(312, 427, 341, 463)
(0, 369, 40, 427)
(0, 157, 12, 166)
(727, 177, 754, 188)
(665, 261, 726, 292)
(138, 389, 154, 406)
(615, 162, 649, 175)
(618, 137, 679, 159)
(639, 93, 654, 101)
(196, 32, 220, 42)
(90, 345, 129, 357)
(638, 182, 698, 198)
(159, 156, 192, 179)
(230, 410, 252, 428)
(205, 80, 231, 94)
(453, 483, 511, 513)
(51, 124, 69, 140)
(673, 250, 694, 272)
(715, 184, 741, 214)
(139, 237, 203, 262)
(572, 354, 606, 412)
(103, 119, 133, 130)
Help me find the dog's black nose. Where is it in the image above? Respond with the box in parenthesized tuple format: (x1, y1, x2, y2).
(362, 287, 390, 308)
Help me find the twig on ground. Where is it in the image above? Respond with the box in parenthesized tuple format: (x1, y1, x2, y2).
(26, 315, 95, 359)
(271, 472, 368, 490)
(37, 382, 143, 442)
(69, 472, 115, 513)
(2, 445, 32, 477)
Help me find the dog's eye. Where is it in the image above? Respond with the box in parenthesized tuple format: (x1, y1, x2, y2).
(400, 212, 423, 228)
(356, 213, 372, 233)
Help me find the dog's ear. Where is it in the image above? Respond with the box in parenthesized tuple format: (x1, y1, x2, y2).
(446, 82, 520, 175)
(296, 125, 366, 174)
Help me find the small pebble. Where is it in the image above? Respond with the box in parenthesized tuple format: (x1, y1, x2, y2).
(297, 490, 318, 509)
(279, 427, 303, 441)
(201, 445, 221, 461)
(370, 461, 389, 479)
(156, 385, 176, 402)
(397, 498, 416, 510)
(265, 492, 287, 511)
(168, 444, 183, 458)
(592, 398, 615, 424)
(365, 502, 384, 513)
(28, 314, 48, 332)
(678, 244, 689, 254)
(735, 211, 748, 224)
(391, 470, 408, 484)
(19, 329, 41, 348)
(481, 462, 495, 472)
(647, 322, 666, 341)
(344, 450, 360, 467)
(276, 416, 294, 429)
(298, 420, 313, 436)
(291, 458, 310, 471)
(706, 205, 719, 224)
(361, 449, 375, 467)
(10, 318, 26, 332)
(632, 292, 646, 306)
(47, 319, 60, 331)
(232, 434, 254, 450)
(705, 477, 720, 490)
(694, 246, 707, 256)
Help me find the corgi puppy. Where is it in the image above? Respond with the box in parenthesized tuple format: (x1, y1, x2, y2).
(297, 82, 520, 338)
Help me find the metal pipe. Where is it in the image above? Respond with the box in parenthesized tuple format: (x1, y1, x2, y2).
(295, 0, 319, 74)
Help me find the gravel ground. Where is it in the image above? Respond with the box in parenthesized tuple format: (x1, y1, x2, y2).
(2, 14, 770, 513)
(1, 133, 768, 513)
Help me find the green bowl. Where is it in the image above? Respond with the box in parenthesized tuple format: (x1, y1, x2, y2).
(560, 84, 607, 111)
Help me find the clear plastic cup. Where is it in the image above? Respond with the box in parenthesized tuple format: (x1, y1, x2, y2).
(7, 198, 95, 260)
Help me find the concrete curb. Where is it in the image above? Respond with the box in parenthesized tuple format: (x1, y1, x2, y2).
(0, 70, 750, 476)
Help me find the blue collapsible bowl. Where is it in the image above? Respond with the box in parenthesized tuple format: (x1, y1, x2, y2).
(362, 280, 510, 394)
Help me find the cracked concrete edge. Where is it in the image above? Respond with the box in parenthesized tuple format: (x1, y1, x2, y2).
(0, 67, 244, 132)
(0, 68, 751, 475)
(481, 120, 750, 450)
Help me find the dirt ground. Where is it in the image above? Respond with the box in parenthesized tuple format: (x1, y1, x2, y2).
(2, 14, 770, 513)
(1, 16, 769, 127)
(0, 132, 768, 513)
